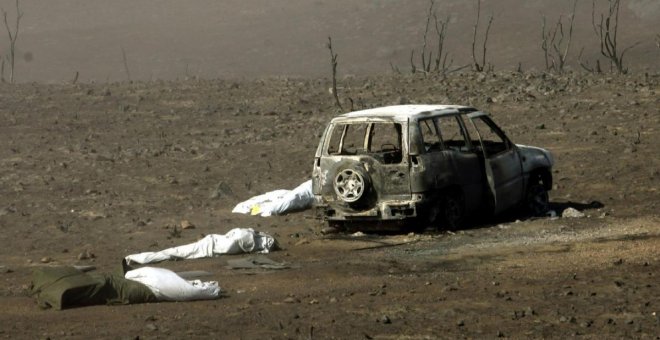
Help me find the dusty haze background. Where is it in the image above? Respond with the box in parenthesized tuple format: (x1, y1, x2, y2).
(1, 0, 658, 83)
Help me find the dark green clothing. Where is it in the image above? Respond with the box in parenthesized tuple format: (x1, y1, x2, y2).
(30, 265, 158, 310)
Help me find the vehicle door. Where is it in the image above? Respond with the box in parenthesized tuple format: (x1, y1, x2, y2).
(365, 121, 411, 201)
(465, 113, 524, 213)
(433, 115, 485, 213)
(410, 117, 449, 193)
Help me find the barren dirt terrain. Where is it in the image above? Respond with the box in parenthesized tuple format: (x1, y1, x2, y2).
(0, 71, 658, 338)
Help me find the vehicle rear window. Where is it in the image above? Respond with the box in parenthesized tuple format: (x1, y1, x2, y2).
(326, 122, 402, 164)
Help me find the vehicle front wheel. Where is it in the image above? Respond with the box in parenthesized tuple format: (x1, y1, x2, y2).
(526, 176, 550, 216)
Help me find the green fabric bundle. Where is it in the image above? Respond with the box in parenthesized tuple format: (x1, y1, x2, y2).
(29, 265, 158, 310)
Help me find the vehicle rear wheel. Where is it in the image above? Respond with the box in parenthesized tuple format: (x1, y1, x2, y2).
(440, 191, 465, 231)
(526, 175, 550, 216)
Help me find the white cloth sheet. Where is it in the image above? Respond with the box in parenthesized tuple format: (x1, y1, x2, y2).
(125, 228, 277, 265)
(232, 180, 313, 217)
(125, 267, 220, 301)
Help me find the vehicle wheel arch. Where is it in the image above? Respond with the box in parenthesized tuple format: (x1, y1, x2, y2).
(528, 167, 552, 191)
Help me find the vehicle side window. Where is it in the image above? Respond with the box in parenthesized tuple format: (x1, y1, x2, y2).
(368, 123, 402, 164)
(368, 123, 401, 152)
(419, 119, 443, 152)
(469, 116, 510, 157)
(462, 117, 481, 151)
(436, 116, 468, 151)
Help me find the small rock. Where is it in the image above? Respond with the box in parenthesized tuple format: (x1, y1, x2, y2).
(145, 323, 158, 331)
(180, 220, 195, 230)
(379, 315, 391, 324)
(456, 319, 465, 327)
(559, 316, 577, 323)
(80, 210, 106, 221)
(40, 257, 52, 263)
(283, 297, 300, 304)
(562, 207, 585, 218)
(321, 226, 340, 235)
(294, 238, 310, 246)
(309, 299, 319, 305)
(525, 307, 535, 316)
(0, 206, 15, 216)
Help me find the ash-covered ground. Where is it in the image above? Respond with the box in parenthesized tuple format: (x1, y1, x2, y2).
(0, 71, 658, 338)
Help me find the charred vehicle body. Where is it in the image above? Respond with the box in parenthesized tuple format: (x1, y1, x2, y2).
(312, 105, 554, 230)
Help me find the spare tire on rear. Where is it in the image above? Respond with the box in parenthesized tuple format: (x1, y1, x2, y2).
(333, 163, 372, 208)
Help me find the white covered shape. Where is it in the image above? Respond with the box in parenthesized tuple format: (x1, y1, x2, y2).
(232, 180, 313, 217)
(125, 228, 277, 265)
(125, 267, 220, 301)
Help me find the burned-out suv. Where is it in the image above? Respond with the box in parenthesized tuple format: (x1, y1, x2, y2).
(312, 105, 554, 230)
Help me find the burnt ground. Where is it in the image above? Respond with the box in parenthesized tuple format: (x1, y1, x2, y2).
(0, 71, 658, 339)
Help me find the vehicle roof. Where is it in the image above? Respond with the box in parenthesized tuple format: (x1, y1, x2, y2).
(334, 105, 476, 122)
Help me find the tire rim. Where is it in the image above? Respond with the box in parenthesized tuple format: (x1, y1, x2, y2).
(334, 169, 365, 203)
